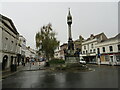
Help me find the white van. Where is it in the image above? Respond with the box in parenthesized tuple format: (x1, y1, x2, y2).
(79, 56, 86, 65)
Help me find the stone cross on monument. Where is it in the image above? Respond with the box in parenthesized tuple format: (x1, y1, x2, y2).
(67, 8, 74, 55)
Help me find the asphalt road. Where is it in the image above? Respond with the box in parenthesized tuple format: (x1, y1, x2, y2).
(1, 64, 120, 88)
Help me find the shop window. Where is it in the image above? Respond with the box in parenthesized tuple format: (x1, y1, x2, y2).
(116, 55, 120, 62)
(110, 56, 113, 62)
(105, 55, 109, 61)
(109, 46, 113, 52)
(102, 47, 105, 52)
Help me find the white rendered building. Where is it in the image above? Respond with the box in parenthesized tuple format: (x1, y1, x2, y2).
(0, 14, 19, 70)
(81, 33, 108, 63)
(96, 33, 120, 65)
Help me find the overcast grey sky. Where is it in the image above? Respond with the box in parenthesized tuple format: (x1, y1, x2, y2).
(1, 2, 118, 49)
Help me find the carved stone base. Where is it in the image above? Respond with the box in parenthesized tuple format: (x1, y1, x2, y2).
(67, 50, 74, 55)
(65, 56, 79, 64)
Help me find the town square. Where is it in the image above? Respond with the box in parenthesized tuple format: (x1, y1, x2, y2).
(0, 1, 120, 89)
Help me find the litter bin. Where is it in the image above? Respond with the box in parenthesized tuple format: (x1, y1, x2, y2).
(45, 62, 50, 67)
(11, 64, 14, 72)
(11, 64, 17, 72)
(14, 64, 17, 71)
(23, 63, 25, 66)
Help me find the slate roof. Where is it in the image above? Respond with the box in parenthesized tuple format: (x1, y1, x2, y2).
(97, 33, 120, 44)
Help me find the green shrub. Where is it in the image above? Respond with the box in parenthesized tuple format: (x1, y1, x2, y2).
(49, 58, 65, 64)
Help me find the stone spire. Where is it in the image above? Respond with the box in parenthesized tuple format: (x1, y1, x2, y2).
(67, 8, 74, 51)
(67, 8, 72, 40)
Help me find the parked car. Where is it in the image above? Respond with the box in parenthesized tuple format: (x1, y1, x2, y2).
(79, 57, 86, 65)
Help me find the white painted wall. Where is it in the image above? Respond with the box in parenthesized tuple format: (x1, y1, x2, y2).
(54, 51, 60, 59)
(0, 16, 19, 69)
(96, 40, 119, 53)
(82, 40, 97, 55)
(19, 36, 26, 56)
(25, 47, 36, 58)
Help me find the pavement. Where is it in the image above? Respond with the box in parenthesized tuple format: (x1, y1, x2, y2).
(0, 61, 46, 80)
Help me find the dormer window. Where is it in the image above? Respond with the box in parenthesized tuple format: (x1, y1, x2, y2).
(90, 34, 94, 39)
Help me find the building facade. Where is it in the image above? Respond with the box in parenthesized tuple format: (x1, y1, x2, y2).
(96, 33, 120, 65)
(59, 43, 68, 60)
(19, 35, 26, 64)
(81, 33, 108, 63)
(25, 46, 36, 62)
(54, 47, 61, 59)
(74, 35, 84, 52)
(0, 14, 19, 70)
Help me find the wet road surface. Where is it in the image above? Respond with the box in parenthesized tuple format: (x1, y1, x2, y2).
(1, 64, 120, 88)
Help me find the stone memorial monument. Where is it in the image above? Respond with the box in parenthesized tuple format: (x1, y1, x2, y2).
(65, 8, 80, 64)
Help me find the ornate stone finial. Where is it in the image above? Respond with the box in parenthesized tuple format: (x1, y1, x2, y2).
(68, 8, 71, 15)
(67, 8, 72, 25)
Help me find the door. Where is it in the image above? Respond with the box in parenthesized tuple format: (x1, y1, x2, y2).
(110, 56, 113, 65)
(2, 55, 8, 70)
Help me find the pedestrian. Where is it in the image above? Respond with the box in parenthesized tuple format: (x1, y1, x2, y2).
(39, 58, 42, 66)
(29, 59, 32, 70)
(32, 58, 35, 65)
(98, 58, 101, 65)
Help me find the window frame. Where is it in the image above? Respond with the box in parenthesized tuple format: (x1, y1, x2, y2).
(109, 46, 113, 52)
(102, 47, 105, 52)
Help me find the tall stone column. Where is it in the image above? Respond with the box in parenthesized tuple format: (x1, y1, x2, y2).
(65, 8, 78, 64)
(67, 8, 74, 55)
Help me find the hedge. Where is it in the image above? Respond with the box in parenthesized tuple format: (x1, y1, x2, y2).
(49, 58, 65, 64)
